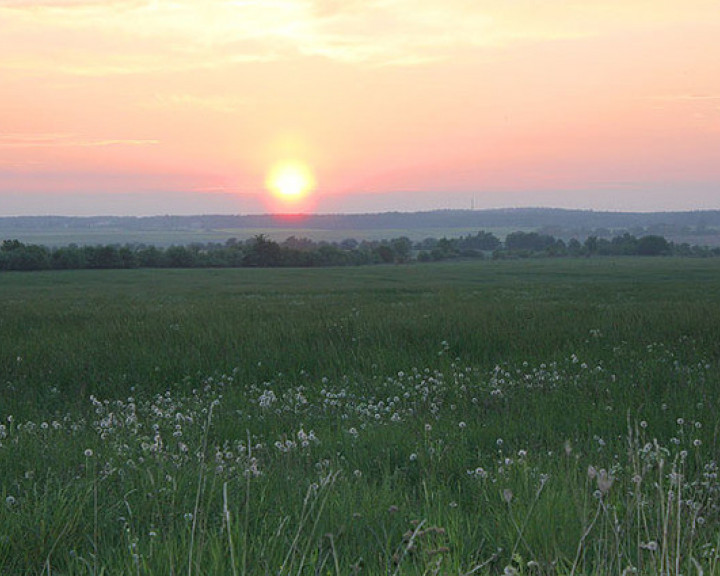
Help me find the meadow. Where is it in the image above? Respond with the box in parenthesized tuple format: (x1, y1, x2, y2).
(1, 258, 719, 575)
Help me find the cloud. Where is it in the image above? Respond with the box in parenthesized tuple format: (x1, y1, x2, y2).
(0, 133, 158, 148)
(146, 94, 249, 113)
(1, 0, 719, 75)
(0, 0, 144, 9)
(652, 95, 720, 102)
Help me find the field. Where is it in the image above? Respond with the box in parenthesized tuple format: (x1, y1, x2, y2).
(0, 225, 526, 248)
(1, 258, 720, 575)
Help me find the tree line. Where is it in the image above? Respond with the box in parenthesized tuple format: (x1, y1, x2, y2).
(1, 231, 718, 271)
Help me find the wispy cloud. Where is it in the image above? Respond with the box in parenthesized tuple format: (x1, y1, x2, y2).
(649, 94, 720, 102)
(0, 0, 144, 9)
(4, 0, 716, 75)
(0, 133, 158, 148)
(147, 94, 249, 114)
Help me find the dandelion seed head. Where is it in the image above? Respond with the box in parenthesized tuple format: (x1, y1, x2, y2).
(597, 469, 614, 494)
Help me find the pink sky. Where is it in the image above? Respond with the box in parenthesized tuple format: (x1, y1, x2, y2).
(1, 0, 719, 215)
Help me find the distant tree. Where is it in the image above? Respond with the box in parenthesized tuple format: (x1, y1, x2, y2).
(637, 235, 670, 256)
(339, 238, 359, 251)
(165, 245, 195, 268)
(85, 245, 121, 269)
(459, 230, 501, 251)
(415, 237, 439, 251)
(431, 237, 459, 260)
(1, 243, 50, 270)
(567, 238, 583, 256)
(242, 235, 283, 267)
(584, 236, 598, 256)
(505, 232, 557, 252)
(137, 245, 165, 267)
(314, 244, 350, 266)
(390, 237, 413, 263)
(1, 239, 24, 252)
(373, 244, 395, 264)
(118, 246, 138, 268)
(283, 236, 317, 252)
(51, 244, 84, 269)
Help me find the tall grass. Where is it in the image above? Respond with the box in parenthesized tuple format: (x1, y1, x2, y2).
(1, 258, 719, 574)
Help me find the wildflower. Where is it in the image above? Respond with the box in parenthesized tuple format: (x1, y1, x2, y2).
(694, 439, 702, 447)
(424, 423, 432, 432)
(5, 496, 16, 507)
(502, 489, 513, 504)
(458, 421, 467, 429)
(409, 453, 418, 462)
(84, 449, 94, 458)
(597, 469, 614, 494)
(641, 541, 658, 552)
(258, 390, 276, 408)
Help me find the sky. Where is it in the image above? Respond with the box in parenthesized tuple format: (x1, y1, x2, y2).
(1, 0, 720, 216)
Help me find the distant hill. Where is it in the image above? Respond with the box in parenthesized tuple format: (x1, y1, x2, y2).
(2, 208, 720, 247)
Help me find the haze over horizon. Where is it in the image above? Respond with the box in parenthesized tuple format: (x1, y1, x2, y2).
(2, 0, 719, 217)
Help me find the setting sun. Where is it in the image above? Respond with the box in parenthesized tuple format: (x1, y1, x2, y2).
(266, 161, 316, 205)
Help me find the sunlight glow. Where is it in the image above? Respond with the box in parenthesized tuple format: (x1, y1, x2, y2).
(266, 161, 315, 203)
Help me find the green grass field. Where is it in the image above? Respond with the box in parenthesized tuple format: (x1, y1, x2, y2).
(1, 258, 719, 574)
(1, 226, 527, 247)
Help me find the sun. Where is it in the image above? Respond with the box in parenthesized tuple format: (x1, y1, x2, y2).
(266, 161, 315, 205)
